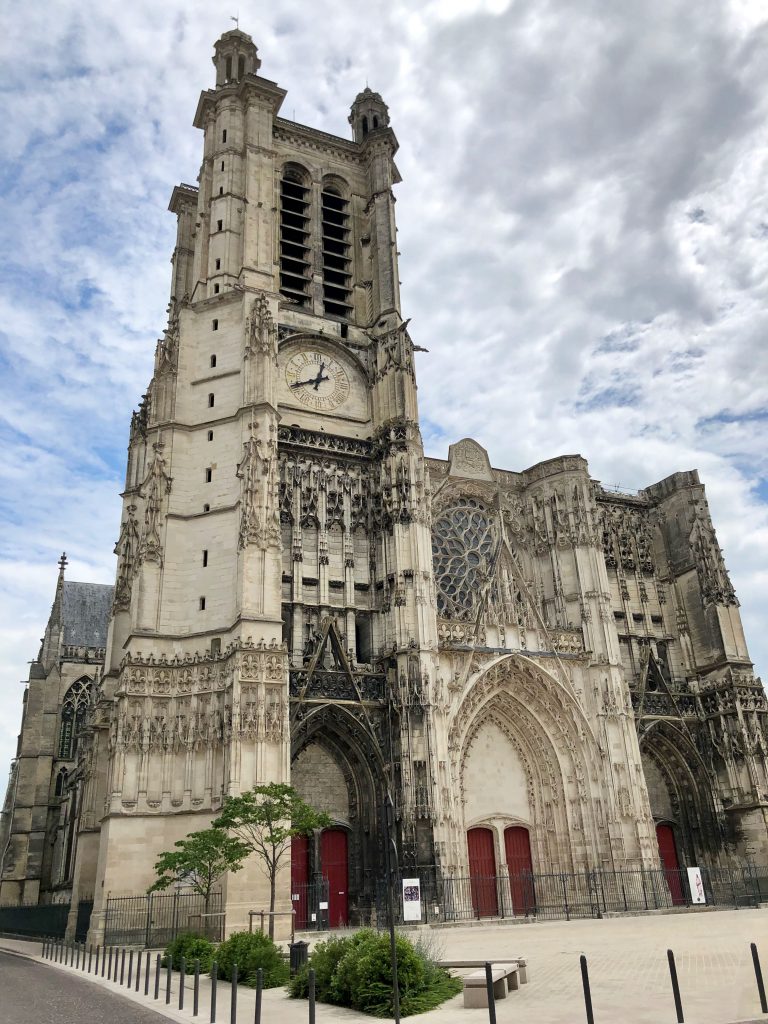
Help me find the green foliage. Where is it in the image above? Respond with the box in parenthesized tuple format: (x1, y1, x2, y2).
(149, 828, 249, 903)
(162, 932, 216, 973)
(215, 930, 289, 988)
(213, 783, 331, 937)
(288, 929, 462, 1018)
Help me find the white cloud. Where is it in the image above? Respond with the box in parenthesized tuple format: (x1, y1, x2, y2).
(1, 0, 768, 781)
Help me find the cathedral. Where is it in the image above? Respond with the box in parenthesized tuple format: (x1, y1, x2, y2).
(2, 29, 767, 941)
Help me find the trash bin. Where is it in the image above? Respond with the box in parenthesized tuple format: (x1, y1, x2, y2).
(289, 940, 309, 975)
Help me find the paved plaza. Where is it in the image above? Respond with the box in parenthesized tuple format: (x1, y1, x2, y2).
(1, 908, 766, 1023)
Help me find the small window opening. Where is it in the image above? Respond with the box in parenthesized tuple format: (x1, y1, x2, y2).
(217, 219, 223, 231)
(215, 258, 221, 270)
(207, 430, 214, 441)
(210, 354, 217, 367)
(208, 393, 215, 407)
(211, 637, 222, 656)
(222, 129, 227, 142)
(205, 468, 212, 483)
(373, 115, 379, 129)
(214, 284, 220, 294)
(362, 116, 369, 135)
(238, 55, 245, 79)
(203, 503, 210, 512)
(340, 323, 349, 339)
(220, 161, 225, 171)
(203, 550, 209, 567)
(225, 57, 232, 80)
(219, 187, 223, 195)
(199, 596, 206, 611)
(212, 319, 219, 331)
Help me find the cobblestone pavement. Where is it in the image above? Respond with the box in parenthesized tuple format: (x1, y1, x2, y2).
(432, 908, 768, 1023)
(1, 908, 766, 1024)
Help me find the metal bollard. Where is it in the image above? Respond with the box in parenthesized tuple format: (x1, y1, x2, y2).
(76, 944, 81, 970)
(751, 942, 768, 1014)
(95, 945, 100, 976)
(231, 963, 238, 1024)
(308, 968, 316, 1024)
(210, 960, 218, 1024)
(88, 944, 93, 973)
(128, 950, 134, 988)
(120, 947, 126, 985)
(580, 954, 595, 1024)
(154, 953, 161, 999)
(193, 959, 200, 1017)
(82, 944, 87, 971)
(180, 956, 186, 1011)
(484, 962, 497, 1024)
(166, 957, 173, 1003)
(667, 949, 684, 1023)
(144, 951, 150, 995)
(108, 946, 114, 980)
(135, 947, 141, 991)
(254, 968, 263, 1024)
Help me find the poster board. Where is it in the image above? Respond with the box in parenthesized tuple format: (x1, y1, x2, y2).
(687, 866, 706, 904)
(402, 878, 422, 922)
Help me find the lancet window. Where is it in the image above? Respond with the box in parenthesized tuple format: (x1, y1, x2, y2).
(57, 677, 92, 761)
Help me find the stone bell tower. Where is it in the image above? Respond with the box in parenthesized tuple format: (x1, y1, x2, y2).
(74, 28, 439, 938)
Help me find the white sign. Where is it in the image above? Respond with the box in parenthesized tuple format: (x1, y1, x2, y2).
(319, 901, 329, 910)
(687, 866, 706, 904)
(402, 877, 422, 922)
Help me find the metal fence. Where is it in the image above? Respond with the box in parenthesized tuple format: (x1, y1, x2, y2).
(104, 890, 224, 947)
(0, 900, 71, 939)
(405, 863, 763, 925)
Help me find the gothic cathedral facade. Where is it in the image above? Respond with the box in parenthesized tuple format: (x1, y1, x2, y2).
(2, 30, 768, 937)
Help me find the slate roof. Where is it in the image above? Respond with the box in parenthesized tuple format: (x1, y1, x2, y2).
(61, 581, 113, 647)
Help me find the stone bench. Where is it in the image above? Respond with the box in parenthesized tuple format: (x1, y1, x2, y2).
(460, 961, 527, 1008)
(441, 958, 528, 985)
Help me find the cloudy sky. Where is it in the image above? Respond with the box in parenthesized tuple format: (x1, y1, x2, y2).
(1, 0, 768, 778)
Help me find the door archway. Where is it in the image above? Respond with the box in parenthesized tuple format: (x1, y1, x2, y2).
(320, 828, 349, 927)
(656, 822, 684, 905)
(504, 825, 535, 914)
(467, 827, 498, 917)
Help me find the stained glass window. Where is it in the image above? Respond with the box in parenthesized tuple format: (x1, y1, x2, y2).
(431, 499, 496, 620)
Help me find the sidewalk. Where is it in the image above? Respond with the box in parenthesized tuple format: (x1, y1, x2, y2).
(1, 907, 767, 1023)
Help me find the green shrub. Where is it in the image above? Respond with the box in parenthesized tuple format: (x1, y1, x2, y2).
(289, 929, 461, 1018)
(215, 930, 289, 988)
(162, 932, 215, 973)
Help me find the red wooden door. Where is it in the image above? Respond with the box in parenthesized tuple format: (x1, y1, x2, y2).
(291, 835, 310, 930)
(656, 823, 684, 905)
(320, 828, 348, 928)
(467, 827, 498, 917)
(504, 826, 535, 914)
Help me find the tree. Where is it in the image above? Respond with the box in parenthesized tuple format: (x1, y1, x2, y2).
(149, 828, 249, 925)
(213, 783, 332, 938)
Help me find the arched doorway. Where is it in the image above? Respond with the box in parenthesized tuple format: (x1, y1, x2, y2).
(504, 826, 535, 914)
(656, 822, 684, 905)
(321, 828, 349, 927)
(467, 827, 498, 917)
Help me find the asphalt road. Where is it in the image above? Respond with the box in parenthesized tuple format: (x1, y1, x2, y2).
(0, 950, 167, 1023)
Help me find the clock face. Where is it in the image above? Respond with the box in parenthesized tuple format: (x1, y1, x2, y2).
(284, 349, 351, 412)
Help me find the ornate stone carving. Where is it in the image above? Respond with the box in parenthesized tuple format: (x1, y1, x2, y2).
(113, 504, 140, 612)
(245, 293, 278, 362)
(138, 442, 172, 565)
(237, 418, 280, 550)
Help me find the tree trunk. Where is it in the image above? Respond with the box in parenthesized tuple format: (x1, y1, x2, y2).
(269, 860, 276, 940)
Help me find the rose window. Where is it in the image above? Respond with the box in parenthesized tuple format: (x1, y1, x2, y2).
(431, 499, 496, 620)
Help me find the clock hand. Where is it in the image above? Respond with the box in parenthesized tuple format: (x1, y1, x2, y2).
(290, 377, 321, 388)
(312, 373, 330, 390)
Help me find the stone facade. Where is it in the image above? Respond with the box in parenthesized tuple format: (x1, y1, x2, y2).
(2, 29, 767, 936)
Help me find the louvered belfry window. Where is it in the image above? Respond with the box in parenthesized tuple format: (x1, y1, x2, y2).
(279, 173, 311, 307)
(321, 187, 352, 318)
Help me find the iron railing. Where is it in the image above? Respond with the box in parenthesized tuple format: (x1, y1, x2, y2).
(0, 900, 72, 938)
(410, 864, 762, 924)
(104, 890, 224, 947)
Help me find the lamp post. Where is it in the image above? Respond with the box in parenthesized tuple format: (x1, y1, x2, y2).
(382, 789, 401, 1024)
